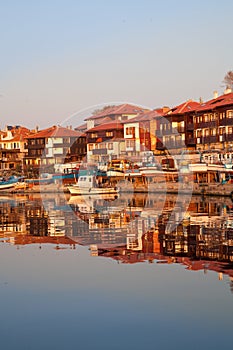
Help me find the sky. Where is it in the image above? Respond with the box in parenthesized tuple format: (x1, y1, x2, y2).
(0, 0, 233, 130)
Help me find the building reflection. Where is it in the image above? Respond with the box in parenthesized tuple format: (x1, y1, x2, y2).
(0, 193, 233, 280)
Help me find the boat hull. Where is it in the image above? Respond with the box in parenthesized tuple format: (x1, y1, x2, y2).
(0, 183, 17, 191)
(68, 186, 119, 196)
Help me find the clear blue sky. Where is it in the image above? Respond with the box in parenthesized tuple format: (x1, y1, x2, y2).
(1, 0, 233, 129)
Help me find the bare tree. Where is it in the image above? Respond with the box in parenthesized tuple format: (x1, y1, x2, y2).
(223, 70, 233, 89)
(92, 105, 115, 115)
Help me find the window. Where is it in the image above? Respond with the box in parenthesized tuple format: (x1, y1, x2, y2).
(108, 143, 113, 150)
(89, 144, 94, 151)
(227, 110, 233, 118)
(126, 127, 135, 136)
(91, 133, 97, 138)
(219, 127, 225, 135)
(126, 140, 135, 149)
(106, 131, 113, 137)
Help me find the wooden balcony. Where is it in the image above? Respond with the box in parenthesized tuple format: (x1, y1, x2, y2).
(225, 134, 233, 142)
(202, 135, 218, 144)
(92, 148, 108, 155)
(186, 138, 196, 146)
(156, 141, 165, 150)
(186, 123, 194, 131)
(219, 118, 233, 126)
(196, 121, 217, 128)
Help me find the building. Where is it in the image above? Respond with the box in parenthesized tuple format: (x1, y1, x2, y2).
(193, 90, 233, 160)
(83, 103, 149, 131)
(156, 100, 200, 154)
(25, 125, 85, 174)
(86, 121, 124, 163)
(0, 125, 31, 174)
(123, 109, 161, 161)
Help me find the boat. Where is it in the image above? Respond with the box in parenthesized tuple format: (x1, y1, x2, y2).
(106, 159, 132, 178)
(67, 173, 119, 196)
(0, 176, 25, 192)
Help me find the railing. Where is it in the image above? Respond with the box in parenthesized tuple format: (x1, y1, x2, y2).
(196, 121, 217, 128)
(224, 134, 233, 142)
(186, 138, 196, 145)
(92, 149, 108, 155)
(156, 141, 165, 150)
(186, 123, 194, 131)
(202, 135, 218, 144)
(219, 118, 233, 126)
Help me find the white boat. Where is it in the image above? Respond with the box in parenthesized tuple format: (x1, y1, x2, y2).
(67, 174, 119, 196)
(0, 176, 25, 192)
(106, 159, 132, 178)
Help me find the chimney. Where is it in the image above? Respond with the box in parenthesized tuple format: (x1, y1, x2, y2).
(224, 87, 232, 94)
(162, 106, 170, 113)
(213, 91, 218, 99)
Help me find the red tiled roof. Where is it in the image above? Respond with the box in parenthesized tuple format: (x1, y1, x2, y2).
(86, 121, 123, 132)
(123, 109, 161, 123)
(85, 103, 149, 121)
(1, 126, 31, 141)
(26, 125, 81, 139)
(196, 92, 233, 112)
(75, 123, 87, 131)
(167, 100, 200, 115)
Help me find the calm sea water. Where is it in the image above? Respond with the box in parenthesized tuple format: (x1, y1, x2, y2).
(0, 192, 233, 350)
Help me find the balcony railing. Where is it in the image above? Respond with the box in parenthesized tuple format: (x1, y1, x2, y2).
(186, 138, 196, 145)
(196, 121, 217, 129)
(224, 134, 233, 142)
(156, 141, 165, 150)
(202, 135, 218, 144)
(92, 149, 108, 155)
(219, 118, 233, 126)
(186, 123, 194, 131)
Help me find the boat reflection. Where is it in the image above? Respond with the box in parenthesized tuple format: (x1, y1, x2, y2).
(1, 193, 233, 282)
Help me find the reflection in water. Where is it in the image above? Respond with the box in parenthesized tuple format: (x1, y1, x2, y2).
(1, 192, 233, 282)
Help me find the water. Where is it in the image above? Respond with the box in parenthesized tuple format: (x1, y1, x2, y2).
(0, 192, 233, 350)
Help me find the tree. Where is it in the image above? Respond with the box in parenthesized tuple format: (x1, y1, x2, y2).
(223, 70, 233, 89)
(92, 105, 115, 115)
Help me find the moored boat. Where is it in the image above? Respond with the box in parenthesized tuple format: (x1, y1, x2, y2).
(68, 173, 119, 196)
(0, 176, 25, 192)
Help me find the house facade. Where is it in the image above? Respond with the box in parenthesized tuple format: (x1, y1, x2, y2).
(25, 125, 84, 174)
(84, 103, 149, 131)
(156, 101, 200, 154)
(0, 125, 31, 173)
(193, 91, 233, 154)
(86, 122, 125, 164)
(123, 109, 160, 161)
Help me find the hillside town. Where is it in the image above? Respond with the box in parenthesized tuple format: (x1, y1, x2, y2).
(1, 87, 233, 181)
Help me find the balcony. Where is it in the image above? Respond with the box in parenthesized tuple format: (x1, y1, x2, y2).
(225, 134, 233, 142)
(186, 138, 196, 146)
(202, 135, 218, 144)
(196, 121, 217, 129)
(186, 123, 194, 131)
(92, 148, 107, 155)
(27, 144, 45, 150)
(176, 127, 185, 133)
(219, 118, 233, 126)
(156, 141, 165, 150)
